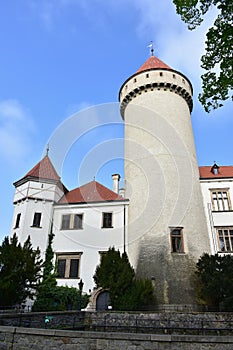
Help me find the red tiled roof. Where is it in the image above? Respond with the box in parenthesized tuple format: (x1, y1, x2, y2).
(199, 166, 233, 179)
(25, 155, 60, 181)
(136, 55, 171, 73)
(59, 180, 124, 204)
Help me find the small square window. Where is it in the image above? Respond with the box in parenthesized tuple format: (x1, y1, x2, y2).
(170, 228, 184, 253)
(32, 212, 42, 228)
(102, 212, 113, 228)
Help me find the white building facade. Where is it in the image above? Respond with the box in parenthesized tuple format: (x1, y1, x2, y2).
(11, 155, 128, 294)
(200, 164, 233, 255)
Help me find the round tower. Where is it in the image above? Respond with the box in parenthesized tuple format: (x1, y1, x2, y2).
(119, 53, 211, 306)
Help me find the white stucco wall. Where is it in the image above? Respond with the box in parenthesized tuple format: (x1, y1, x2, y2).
(11, 198, 53, 255)
(53, 201, 128, 293)
(200, 178, 233, 254)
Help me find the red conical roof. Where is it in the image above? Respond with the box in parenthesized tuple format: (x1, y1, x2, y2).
(136, 55, 171, 73)
(25, 155, 60, 181)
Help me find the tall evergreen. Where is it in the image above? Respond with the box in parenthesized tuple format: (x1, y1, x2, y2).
(93, 247, 154, 310)
(0, 233, 42, 307)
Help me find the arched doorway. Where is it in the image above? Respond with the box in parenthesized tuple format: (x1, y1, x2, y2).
(96, 291, 110, 311)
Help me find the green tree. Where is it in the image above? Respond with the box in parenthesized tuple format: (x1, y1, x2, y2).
(173, 0, 233, 112)
(0, 233, 42, 308)
(32, 228, 58, 311)
(93, 247, 154, 310)
(196, 253, 233, 310)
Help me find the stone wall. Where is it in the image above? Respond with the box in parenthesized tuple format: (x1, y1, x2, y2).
(1, 326, 233, 350)
(1, 311, 233, 334)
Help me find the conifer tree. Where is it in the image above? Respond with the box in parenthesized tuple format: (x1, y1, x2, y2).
(93, 247, 154, 310)
(0, 233, 42, 307)
(196, 253, 233, 310)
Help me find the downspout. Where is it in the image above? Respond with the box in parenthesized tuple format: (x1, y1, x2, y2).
(123, 204, 126, 253)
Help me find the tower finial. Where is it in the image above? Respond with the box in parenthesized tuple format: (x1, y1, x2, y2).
(46, 144, 50, 156)
(148, 41, 154, 56)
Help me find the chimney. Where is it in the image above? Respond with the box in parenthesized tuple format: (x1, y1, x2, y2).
(112, 174, 120, 194)
(119, 188, 125, 198)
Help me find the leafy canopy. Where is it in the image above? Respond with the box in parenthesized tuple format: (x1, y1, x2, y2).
(173, 0, 233, 112)
(0, 233, 42, 307)
(93, 247, 154, 311)
(196, 253, 233, 309)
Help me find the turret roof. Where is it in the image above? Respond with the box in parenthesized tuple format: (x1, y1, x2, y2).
(136, 55, 171, 73)
(25, 155, 60, 181)
(13, 155, 68, 191)
(59, 180, 125, 204)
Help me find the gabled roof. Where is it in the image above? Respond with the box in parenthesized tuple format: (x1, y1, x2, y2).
(59, 180, 125, 204)
(199, 165, 233, 179)
(136, 55, 171, 73)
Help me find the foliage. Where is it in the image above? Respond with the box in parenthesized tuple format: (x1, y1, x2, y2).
(33, 285, 89, 311)
(0, 233, 42, 307)
(196, 253, 233, 309)
(33, 227, 89, 311)
(93, 247, 154, 310)
(173, 0, 233, 112)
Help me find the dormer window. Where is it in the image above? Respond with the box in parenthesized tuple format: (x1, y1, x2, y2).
(211, 162, 219, 175)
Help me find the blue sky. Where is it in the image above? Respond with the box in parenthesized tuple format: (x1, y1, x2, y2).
(0, 0, 232, 242)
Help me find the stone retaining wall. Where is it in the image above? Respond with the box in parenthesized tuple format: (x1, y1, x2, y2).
(1, 311, 233, 334)
(1, 326, 233, 350)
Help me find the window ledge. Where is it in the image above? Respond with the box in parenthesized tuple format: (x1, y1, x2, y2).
(60, 228, 83, 231)
(212, 210, 233, 213)
(171, 252, 186, 255)
(30, 226, 42, 228)
(101, 226, 113, 229)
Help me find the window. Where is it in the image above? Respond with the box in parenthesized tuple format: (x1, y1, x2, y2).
(61, 214, 70, 229)
(210, 189, 231, 211)
(73, 214, 83, 229)
(102, 212, 113, 228)
(170, 228, 184, 253)
(56, 253, 82, 278)
(32, 212, 42, 227)
(217, 227, 233, 252)
(61, 214, 83, 230)
(14, 213, 21, 228)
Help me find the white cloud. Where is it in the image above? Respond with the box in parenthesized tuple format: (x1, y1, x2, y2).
(0, 100, 35, 162)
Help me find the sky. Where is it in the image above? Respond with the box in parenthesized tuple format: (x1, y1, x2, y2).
(0, 0, 232, 243)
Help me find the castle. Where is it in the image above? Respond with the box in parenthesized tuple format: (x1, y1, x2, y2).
(10, 52, 233, 309)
